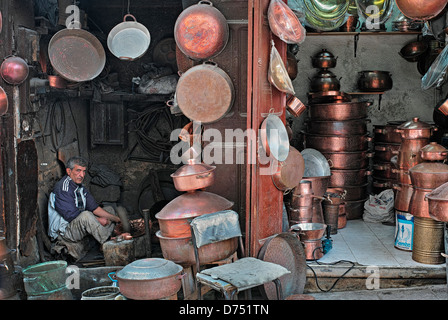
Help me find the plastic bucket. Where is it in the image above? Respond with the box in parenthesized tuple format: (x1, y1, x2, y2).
(394, 211, 414, 251)
(81, 286, 120, 300)
(22, 261, 68, 296)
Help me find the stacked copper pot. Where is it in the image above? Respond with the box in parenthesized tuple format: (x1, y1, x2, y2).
(372, 121, 403, 194)
(304, 99, 373, 220)
(289, 180, 326, 225)
(155, 157, 237, 267)
(393, 118, 435, 213)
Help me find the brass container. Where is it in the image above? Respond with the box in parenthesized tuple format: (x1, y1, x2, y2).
(412, 217, 445, 265)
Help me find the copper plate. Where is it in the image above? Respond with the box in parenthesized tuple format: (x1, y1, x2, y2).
(258, 232, 307, 300)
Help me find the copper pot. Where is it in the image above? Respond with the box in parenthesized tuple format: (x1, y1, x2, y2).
(0, 56, 29, 85)
(272, 147, 305, 191)
(322, 150, 373, 170)
(286, 95, 306, 118)
(306, 118, 369, 135)
(155, 191, 233, 238)
(393, 183, 414, 212)
(329, 168, 371, 187)
(174, 0, 229, 61)
(301, 239, 324, 260)
(328, 183, 369, 201)
(426, 182, 448, 222)
(409, 162, 448, 189)
(419, 142, 448, 161)
(373, 122, 403, 144)
(395, 117, 436, 140)
(358, 71, 393, 92)
(396, 138, 430, 169)
(395, 0, 447, 20)
(304, 132, 372, 152)
(170, 159, 216, 192)
(156, 230, 238, 266)
(374, 143, 400, 162)
(344, 198, 367, 220)
(309, 69, 341, 92)
(373, 162, 398, 180)
(373, 179, 395, 194)
(308, 101, 372, 121)
(301, 175, 331, 197)
(409, 187, 432, 219)
(288, 205, 314, 223)
(311, 49, 338, 69)
(289, 222, 327, 241)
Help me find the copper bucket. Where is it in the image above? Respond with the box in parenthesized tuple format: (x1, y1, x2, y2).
(412, 217, 445, 265)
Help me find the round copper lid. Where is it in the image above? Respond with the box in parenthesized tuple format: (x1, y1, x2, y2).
(409, 162, 448, 174)
(397, 117, 431, 130)
(426, 182, 448, 201)
(116, 258, 182, 281)
(155, 191, 234, 220)
(171, 161, 216, 178)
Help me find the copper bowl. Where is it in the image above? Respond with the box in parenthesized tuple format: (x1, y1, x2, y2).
(0, 56, 29, 85)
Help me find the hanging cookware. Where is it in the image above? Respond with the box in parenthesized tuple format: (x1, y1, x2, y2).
(357, 70, 393, 92)
(0, 86, 8, 116)
(176, 61, 234, 124)
(399, 36, 428, 62)
(170, 159, 216, 192)
(286, 95, 307, 118)
(107, 14, 151, 61)
(48, 28, 106, 82)
(426, 182, 448, 222)
(260, 114, 290, 162)
(268, 0, 306, 44)
(287, 51, 298, 80)
(309, 69, 341, 92)
(419, 142, 448, 161)
(395, 117, 435, 140)
(0, 56, 29, 85)
(271, 146, 305, 192)
(306, 118, 369, 135)
(115, 258, 184, 300)
(311, 49, 338, 69)
(155, 190, 233, 238)
(308, 101, 372, 120)
(395, 0, 448, 21)
(174, 1, 229, 61)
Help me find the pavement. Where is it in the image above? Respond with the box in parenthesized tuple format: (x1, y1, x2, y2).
(308, 284, 448, 300)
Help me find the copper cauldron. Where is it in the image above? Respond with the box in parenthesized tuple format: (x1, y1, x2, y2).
(170, 159, 216, 192)
(304, 132, 371, 152)
(322, 150, 373, 170)
(409, 162, 448, 189)
(309, 69, 341, 92)
(308, 101, 372, 121)
(426, 182, 448, 222)
(395, 0, 448, 20)
(306, 118, 369, 136)
(155, 191, 233, 238)
(329, 168, 371, 187)
(395, 117, 436, 140)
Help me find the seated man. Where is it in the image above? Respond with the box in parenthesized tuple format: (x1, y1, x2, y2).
(48, 156, 121, 261)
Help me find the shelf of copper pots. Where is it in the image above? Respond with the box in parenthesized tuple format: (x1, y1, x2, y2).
(426, 182, 448, 222)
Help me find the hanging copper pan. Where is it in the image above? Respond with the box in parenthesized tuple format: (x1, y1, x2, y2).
(395, 117, 436, 140)
(271, 146, 305, 192)
(174, 0, 229, 61)
(48, 28, 106, 82)
(176, 61, 234, 124)
(0, 56, 29, 85)
(0, 86, 8, 116)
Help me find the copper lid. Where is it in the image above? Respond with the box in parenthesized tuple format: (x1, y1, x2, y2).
(117, 258, 182, 281)
(155, 191, 234, 220)
(171, 160, 216, 178)
(426, 182, 448, 201)
(409, 162, 448, 174)
(397, 117, 431, 130)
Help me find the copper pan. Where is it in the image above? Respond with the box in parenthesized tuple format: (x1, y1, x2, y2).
(329, 168, 371, 187)
(286, 95, 306, 118)
(170, 159, 216, 192)
(308, 101, 372, 121)
(271, 146, 305, 192)
(395, 117, 436, 140)
(304, 132, 372, 152)
(0, 86, 8, 116)
(322, 150, 373, 170)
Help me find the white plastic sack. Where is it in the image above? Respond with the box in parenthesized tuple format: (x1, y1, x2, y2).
(363, 189, 394, 223)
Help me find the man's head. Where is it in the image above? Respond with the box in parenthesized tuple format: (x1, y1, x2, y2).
(66, 156, 88, 185)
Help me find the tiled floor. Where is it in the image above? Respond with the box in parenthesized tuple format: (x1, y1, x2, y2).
(315, 219, 446, 269)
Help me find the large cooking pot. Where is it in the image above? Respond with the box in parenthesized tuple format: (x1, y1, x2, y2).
(170, 159, 216, 192)
(396, 138, 430, 169)
(306, 118, 369, 135)
(116, 258, 184, 300)
(357, 71, 393, 92)
(373, 163, 398, 180)
(271, 146, 305, 192)
(426, 182, 448, 222)
(48, 28, 106, 82)
(395, 117, 435, 140)
(395, 0, 448, 20)
(409, 162, 448, 189)
(107, 14, 151, 61)
(156, 230, 238, 266)
(304, 132, 371, 152)
(309, 69, 341, 92)
(308, 101, 372, 120)
(311, 49, 337, 69)
(0, 86, 8, 116)
(329, 168, 371, 187)
(321, 150, 373, 170)
(155, 191, 233, 238)
(0, 56, 29, 85)
(300, 175, 331, 198)
(327, 183, 369, 202)
(373, 122, 403, 144)
(373, 143, 400, 162)
(176, 61, 234, 124)
(260, 114, 290, 162)
(174, 1, 229, 61)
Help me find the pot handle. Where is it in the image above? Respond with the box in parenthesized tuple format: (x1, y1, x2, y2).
(373, 181, 390, 188)
(366, 152, 374, 158)
(198, 0, 214, 6)
(373, 164, 388, 171)
(392, 184, 401, 191)
(375, 145, 386, 151)
(123, 14, 137, 22)
(366, 136, 373, 142)
(327, 158, 334, 168)
(365, 170, 372, 176)
(176, 273, 188, 280)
